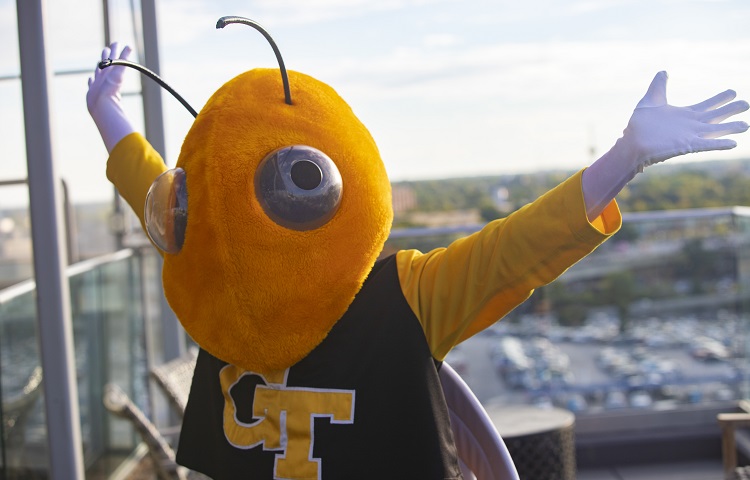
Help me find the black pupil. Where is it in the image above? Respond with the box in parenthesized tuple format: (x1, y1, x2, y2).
(291, 160, 323, 190)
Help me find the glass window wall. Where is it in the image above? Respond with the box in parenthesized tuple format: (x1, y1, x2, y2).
(0, 249, 154, 478)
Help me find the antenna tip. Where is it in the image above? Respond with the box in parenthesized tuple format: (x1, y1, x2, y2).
(98, 59, 113, 69)
(216, 16, 230, 29)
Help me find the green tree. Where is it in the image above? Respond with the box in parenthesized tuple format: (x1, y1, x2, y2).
(599, 271, 636, 334)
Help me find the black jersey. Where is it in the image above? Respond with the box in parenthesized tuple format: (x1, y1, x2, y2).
(176, 254, 463, 480)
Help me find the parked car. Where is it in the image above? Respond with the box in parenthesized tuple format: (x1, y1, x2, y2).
(445, 345, 469, 377)
(629, 390, 653, 408)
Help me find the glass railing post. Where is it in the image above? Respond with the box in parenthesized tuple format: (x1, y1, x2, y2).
(0, 338, 5, 478)
(16, 0, 84, 477)
(139, 0, 167, 158)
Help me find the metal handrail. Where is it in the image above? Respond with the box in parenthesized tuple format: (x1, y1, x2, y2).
(0, 249, 134, 305)
(0, 247, 141, 479)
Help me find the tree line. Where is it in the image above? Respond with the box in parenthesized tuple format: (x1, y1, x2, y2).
(392, 158, 750, 224)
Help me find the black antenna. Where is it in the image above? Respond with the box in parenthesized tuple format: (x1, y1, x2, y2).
(98, 58, 198, 118)
(216, 16, 292, 106)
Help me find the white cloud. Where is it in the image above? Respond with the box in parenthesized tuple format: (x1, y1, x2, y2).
(153, 31, 750, 181)
(0, 1, 18, 74)
(311, 38, 750, 180)
(315, 39, 750, 103)
(568, 0, 629, 14)
(156, 0, 457, 43)
(422, 33, 461, 48)
(5, 0, 750, 206)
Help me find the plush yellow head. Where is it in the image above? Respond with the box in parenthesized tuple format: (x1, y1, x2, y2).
(162, 68, 393, 374)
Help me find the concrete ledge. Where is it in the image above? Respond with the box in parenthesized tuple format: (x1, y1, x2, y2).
(575, 403, 734, 468)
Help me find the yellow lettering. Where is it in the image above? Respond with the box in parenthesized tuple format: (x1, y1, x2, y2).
(255, 387, 354, 479)
(221, 365, 282, 448)
(220, 365, 356, 480)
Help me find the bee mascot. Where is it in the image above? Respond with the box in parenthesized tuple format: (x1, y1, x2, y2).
(87, 16, 748, 480)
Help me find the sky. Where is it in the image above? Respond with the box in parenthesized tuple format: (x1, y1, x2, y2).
(2, 0, 750, 207)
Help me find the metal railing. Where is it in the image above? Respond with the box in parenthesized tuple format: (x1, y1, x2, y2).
(0, 247, 163, 478)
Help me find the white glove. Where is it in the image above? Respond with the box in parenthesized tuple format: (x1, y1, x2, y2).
(87, 42, 136, 153)
(582, 71, 749, 220)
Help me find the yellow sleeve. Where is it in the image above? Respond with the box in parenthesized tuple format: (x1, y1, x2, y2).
(106, 132, 169, 234)
(396, 169, 622, 360)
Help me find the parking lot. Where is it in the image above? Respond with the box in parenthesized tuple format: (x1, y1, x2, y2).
(449, 317, 743, 413)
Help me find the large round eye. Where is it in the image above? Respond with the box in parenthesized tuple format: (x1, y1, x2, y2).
(255, 146, 343, 230)
(144, 168, 188, 254)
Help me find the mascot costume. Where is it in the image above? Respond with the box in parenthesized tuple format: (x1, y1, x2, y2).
(86, 16, 748, 480)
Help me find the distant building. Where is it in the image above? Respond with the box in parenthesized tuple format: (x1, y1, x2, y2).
(391, 185, 417, 214)
(407, 209, 482, 228)
(0, 213, 32, 288)
(491, 186, 513, 212)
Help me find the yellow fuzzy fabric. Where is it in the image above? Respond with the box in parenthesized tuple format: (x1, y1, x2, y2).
(162, 69, 393, 374)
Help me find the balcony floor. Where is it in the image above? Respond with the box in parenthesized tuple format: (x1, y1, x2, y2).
(578, 459, 724, 480)
(113, 457, 723, 480)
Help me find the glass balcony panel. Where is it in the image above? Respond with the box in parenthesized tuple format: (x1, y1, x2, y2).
(0, 282, 45, 478)
(0, 249, 154, 478)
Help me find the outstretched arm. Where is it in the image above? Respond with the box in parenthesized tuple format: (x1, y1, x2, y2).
(583, 71, 749, 220)
(87, 42, 136, 152)
(87, 42, 168, 238)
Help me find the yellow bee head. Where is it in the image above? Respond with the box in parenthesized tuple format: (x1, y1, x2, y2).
(141, 18, 393, 373)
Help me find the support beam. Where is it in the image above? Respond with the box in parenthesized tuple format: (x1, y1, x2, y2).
(101, 0, 127, 250)
(15, 0, 84, 478)
(139, 0, 185, 361)
(139, 0, 166, 157)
